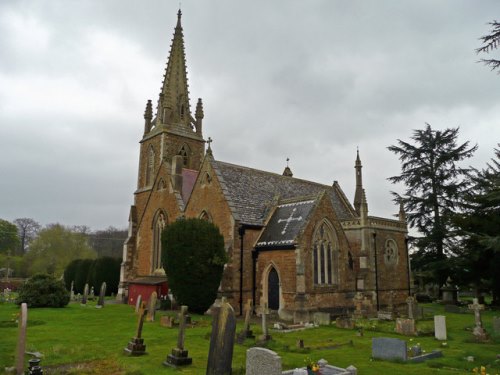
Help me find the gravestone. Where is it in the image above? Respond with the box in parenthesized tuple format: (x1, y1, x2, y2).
(15, 303, 28, 375)
(160, 315, 177, 328)
(468, 298, 489, 342)
(89, 286, 95, 300)
(406, 296, 415, 319)
(206, 298, 236, 375)
(313, 312, 331, 325)
(81, 283, 89, 306)
(336, 316, 354, 329)
(493, 316, 500, 334)
(236, 299, 254, 344)
(372, 337, 407, 361)
(440, 277, 458, 304)
(395, 318, 416, 336)
(352, 292, 364, 319)
(124, 302, 147, 356)
(259, 303, 272, 342)
(434, 315, 447, 340)
(164, 305, 192, 366)
(246, 347, 281, 375)
(147, 292, 158, 322)
(70, 281, 74, 301)
(96, 282, 106, 308)
(135, 295, 142, 314)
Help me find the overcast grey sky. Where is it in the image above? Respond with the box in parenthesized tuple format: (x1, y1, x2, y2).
(0, 0, 499, 230)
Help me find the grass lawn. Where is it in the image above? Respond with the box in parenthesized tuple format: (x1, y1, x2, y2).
(0, 300, 499, 374)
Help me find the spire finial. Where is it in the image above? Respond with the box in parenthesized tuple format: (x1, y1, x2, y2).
(286, 157, 290, 167)
(282, 158, 293, 177)
(206, 137, 213, 156)
(177, 8, 182, 27)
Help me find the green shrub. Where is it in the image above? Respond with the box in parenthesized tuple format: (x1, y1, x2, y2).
(74, 258, 94, 293)
(162, 218, 226, 313)
(63, 259, 81, 291)
(16, 273, 70, 307)
(88, 257, 121, 295)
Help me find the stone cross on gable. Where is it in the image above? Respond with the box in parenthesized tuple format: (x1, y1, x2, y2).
(278, 207, 302, 235)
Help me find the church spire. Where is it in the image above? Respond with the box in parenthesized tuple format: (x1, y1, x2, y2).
(155, 9, 197, 133)
(353, 148, 363, 215)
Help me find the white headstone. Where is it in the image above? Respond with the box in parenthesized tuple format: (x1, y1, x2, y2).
(434, 315, 447, 340)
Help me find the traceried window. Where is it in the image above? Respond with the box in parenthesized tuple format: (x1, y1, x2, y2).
(312, 221, 339, 285)
(152, 210, 167, 272)
(146, 146, 155, 186)
(178, 145, 189, 167)
(384, 238, 399, 266)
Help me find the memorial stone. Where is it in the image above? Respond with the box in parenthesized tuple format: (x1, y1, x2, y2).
(246, 347, 281, 375)
(236, 299, 254, 344)
(124, 302, 147, 356)
(468, 298, 489, 342)
(372, 337, 407, 361)
(15, 303, 28, 375)
(81, 283, 89, 306)
(147, 292, 158, 322)
(259, 303, 272, 342)
(96, 282, 106, 308)
(434, 315, 447, 340)
(135, 295, 142, 314)
(164, 305, 192, 366)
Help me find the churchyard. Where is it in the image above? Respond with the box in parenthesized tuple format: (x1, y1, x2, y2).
(1, 297, 500, 374)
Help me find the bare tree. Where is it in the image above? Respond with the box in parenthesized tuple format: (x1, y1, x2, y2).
(13, 218, 41, 255)
(477, 20, 500, 72)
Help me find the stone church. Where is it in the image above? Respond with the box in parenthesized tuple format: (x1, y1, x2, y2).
(118, 10, 410, 321)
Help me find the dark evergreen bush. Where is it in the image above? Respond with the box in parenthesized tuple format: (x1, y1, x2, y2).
(74, 258, 94, 293)
(16, 273, 70, 307)
(88, 257, 121, 295)
(162, 218, 226, 313)
(63, 259, 81, 291)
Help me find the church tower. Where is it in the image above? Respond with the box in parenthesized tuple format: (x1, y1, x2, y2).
(137, 9, 205, 192)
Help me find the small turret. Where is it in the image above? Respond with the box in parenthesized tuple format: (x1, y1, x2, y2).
(353, 149, 363, 215)
(195, 98, 204, 135)
(143, 100, 153, 135)
(398, 199, 406, 222)
(360, 189, 368, 223)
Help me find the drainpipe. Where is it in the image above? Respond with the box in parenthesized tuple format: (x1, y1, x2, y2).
(252, 249, 258, 314)
(405, 236, 411, 296)
(372, 232, 379, 311)
(238, 225, 245, 316)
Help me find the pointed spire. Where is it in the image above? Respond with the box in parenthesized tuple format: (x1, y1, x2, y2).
(155, 10, 197, 134)
(353, 148, 364, 215)
(143, 100, 153, 135)
(282, 157, 293, 177)
(360, 189, 368, 221)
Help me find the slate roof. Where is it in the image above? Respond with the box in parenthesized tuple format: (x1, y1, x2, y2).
(256, 199, 316, 248)
(181, 168, 198, 204)
(211, 160, 356, 226)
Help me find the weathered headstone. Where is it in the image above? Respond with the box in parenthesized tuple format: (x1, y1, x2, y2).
(352, 292, 364, 319)
(206, 298, 236, 375)
(164, 305, 192, 366)
(96, 282, 106, 308)
(146, 292, 158, 322)
(440, 277, 458, 304)
(124, 302, 147, 356)
(468, 298, 489, 342)
(160, 315, 177, 328)
(70, 281, 75, 301)
(434, 315, 447, 340)
(15, 303, 28, 375)
(493, 316, 500, 334)
(336, 316, 354, 329)
(246, 347, 281, 375)
(236, 299, 254, 344)
(135, 294, 142, 314)
(395, 318, 416, 336)
(372, 337, 407, 361)
(89, 286, 95, 300)
(313, 312, 331, 326)
(259, 303, 271, 342)
(406, 296, 415, 319)
(81, 283, 89, 306)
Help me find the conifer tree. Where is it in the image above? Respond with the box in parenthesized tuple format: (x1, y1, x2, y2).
(388, 124, 477, 285)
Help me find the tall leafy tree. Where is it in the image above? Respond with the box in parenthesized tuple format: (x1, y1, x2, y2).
(13, 218, 41, 255)
(0, 219, 20, 255)
(477, 20, 500, 72)
(454, 146, 500, 302)
(162, 218, 227, 313)
(388, 124, 477, 285)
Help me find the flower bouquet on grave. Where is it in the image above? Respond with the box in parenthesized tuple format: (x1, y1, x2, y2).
(305, 357, 320, 374)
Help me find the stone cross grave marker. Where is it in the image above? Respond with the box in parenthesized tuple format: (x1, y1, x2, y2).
(81, 283, 89, 306)
(434, 315, 447, 340)
(468, 298, 489, 341)
(406, 296, 415, 319)
(237, 299, 254, 344)
(164, 305, 192, 366)
(146, 292, 158, 322)
(135, 295, 142, 314)
(206, 297, 236, 375)
(124, 302, 147, 356)
(15, 303, 28, 375)
(259, 303, 271, 342)
(96, 282, 106, 308)
(246, 347, 282, 375)
(372, 337, 407, 361)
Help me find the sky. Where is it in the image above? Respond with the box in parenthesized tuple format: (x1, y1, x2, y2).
(0, 0, 499, 231)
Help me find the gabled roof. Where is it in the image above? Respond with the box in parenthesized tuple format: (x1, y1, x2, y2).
(211, 160, 356, 226)
(256, 199, 316, 249)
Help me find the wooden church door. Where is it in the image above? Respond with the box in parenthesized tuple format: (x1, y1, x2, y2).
(268, 267, 280, 310)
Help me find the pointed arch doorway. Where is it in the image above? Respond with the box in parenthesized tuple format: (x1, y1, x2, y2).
(268, 267, 280, 310)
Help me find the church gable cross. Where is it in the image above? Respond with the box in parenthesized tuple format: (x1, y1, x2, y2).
(278, 207, 302, 235)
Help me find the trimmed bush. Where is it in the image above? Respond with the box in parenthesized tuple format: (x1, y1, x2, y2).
(74, 258, 94, 294)
(88, 257, 121, 295)
(16, 273, 70, 307)
(63, 259, 81, 291)
(162, 218, 226, 314)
